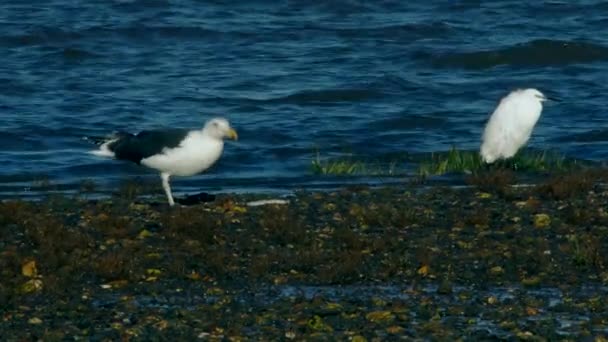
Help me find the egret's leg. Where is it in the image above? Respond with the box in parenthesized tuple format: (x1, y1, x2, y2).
(161, 173, 175, 206)
(482, 161, 492, 171)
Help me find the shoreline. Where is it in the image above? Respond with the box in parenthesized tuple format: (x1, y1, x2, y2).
(2, 168, 608, 339)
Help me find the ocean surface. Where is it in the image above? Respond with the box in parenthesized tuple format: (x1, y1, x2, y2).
(2, 0, 608, 199)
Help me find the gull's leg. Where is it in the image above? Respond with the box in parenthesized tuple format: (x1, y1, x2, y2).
(161, 172, 175, 206)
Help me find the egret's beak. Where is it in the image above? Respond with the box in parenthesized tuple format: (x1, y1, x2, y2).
(538, 93, 560, 102)
(227, 128, 238, 140)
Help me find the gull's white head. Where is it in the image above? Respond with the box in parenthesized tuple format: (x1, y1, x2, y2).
(203, 117, 238, 141)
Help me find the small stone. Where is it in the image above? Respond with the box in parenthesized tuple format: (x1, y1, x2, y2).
(21, 260, 37, 278)
(273, 275, 288, 285)
(307, 315, 333, 332)
(417, 265, 429, 277)
(386, 325, 405, 334)
(525, 307, 539, 316)
(516, 331, 534, 339)
(521, 276, 541, 287)
(365, 311, 395, 323)
(515, 201, 527, 208)
(129, 203, 149, 211)
(490, 266, 504, 275)
(146, 268, 162, 276)
(21, 279, 43, 293)
(534, 213, 551, 228)
(137, 229, 153, 239)
(324, 302, 343, 311)
(28, 317, 42, 325)
(155, 320, 169, 330)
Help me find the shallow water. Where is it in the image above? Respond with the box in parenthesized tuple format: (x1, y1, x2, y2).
(91, 282, 608, 338)
(2, 1, 608, 198)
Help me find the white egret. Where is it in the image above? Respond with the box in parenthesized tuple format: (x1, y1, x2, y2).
(480, 88, 550, 164)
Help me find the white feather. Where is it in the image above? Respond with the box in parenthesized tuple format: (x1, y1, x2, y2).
(480, 88, 546, 163)
(140, 131, 224, 177)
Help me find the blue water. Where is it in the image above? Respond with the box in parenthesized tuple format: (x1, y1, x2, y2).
(2, 1, 608, 198)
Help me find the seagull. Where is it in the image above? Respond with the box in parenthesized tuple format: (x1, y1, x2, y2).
(88, 117, 238, 206)
(480, 88, 554, 164)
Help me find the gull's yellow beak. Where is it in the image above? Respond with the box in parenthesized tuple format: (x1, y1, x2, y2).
(227, 128, 238, 140)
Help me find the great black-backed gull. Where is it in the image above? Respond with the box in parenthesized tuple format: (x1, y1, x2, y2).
(88, 117, 238, 206)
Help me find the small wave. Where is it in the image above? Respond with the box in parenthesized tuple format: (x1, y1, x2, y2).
(0, 27, 83, 47)
(0, 172, 53, 184)
(426, 39, 608, 69)
(114, 25, 222, 41)
(1, 78, 38, 95)
(36, 47, 102, 62)
(107, 24, 265, 43)
(0, 131, 48, 150)
(335, 22, 450, 40)
(262, 88, 382, 105)
(60, 47, 101, 60)
(554, 128, 608, 143)
(112, 0, 170, 11)
(1, 24, 235, 48)
(367, 114, 448, 131)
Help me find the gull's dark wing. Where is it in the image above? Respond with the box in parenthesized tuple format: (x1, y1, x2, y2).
(109, 129, 190, 164)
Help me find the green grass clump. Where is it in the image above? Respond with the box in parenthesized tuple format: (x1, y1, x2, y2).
(418, 147, 579, 176)
(311, 152, 363, 175)
(312, 147, 581, 177)
(418, 147, 484, 176)
(311, 151, 399, 176)
(509, 150, 573, 171)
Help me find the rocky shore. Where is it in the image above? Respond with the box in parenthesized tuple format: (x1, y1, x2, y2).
(2, 169, 608, 340)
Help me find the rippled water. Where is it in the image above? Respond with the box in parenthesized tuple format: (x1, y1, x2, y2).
(2, 1, 608, 198)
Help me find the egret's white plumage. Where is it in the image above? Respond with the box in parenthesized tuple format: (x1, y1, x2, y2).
(480, 88, 548, 164)
(89, 117, 238, 206)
